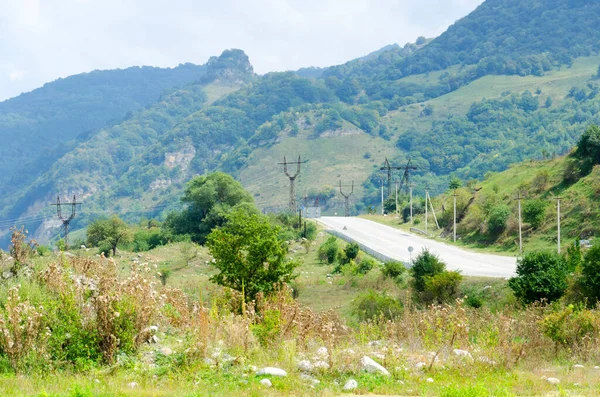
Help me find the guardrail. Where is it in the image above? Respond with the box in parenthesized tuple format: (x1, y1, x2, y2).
(325, 229, 409, 267)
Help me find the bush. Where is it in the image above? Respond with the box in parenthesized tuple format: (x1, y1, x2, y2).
(523, 199, 547, 229)
(382, 261, 406, 281)
(581, 244, 600, 304)
(541, 305, 598, 354)
(351, 291, 403, 322)
(410, 249, 445, 292)
(318, 236, 339, 265)
(424, 271, 463, 304)
(487, 204, 510, 236)
(356, 257, 375, 275)
(508, 251, 569, 304)
(344, 243, 360, 262)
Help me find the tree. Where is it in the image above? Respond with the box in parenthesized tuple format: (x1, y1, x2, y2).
(410, 249, 446, 292)
(574, 125, 600, 174)
(487, 204, 510, 237)
(87, 216, 133, 257)
(523, 199, 547, 229)
(207, 208, 299, 303)
(163, 172, 255, 243)
(508, 251, 569, 305)
(581, 244, 600, 303)
(449, 177, 463, 190)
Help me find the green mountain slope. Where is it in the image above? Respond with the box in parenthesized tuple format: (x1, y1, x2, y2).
(0, 62, 207, 205)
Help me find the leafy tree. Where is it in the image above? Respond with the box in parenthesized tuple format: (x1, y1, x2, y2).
(581, 244, 600, 303)
(343, 243, 360, 263)
(449, 177, 463, 190)
(487, 204, 510, 236)
(508, 251, 569, 304)
(318, 236, 339, 265)
(207, 208, 299, 302)
(424, 271, 463, 304)
(382, 261, 406, 281)
(164, 172, 255, 244)
(574, 125, 600, 174)
(410, 249, 446, 292)
(87, 216, 133, 256)
(523, 199, 547, 229)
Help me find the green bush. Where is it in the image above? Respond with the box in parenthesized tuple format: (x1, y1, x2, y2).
(508, 251, 569, 304)
(357, 257, 375, 275)
(541, 305, 597, 353)
(132, 228, 168, 252)
(410, 249, 446, 292)
(424, 271, 463, 304)
(487, 204, 510, 236)
(344, 243, 360, 262)
(581, 244, 600, 303)
(351, 290, 403, 322)
(251, 309, 281, 346)
(318, 236, 339, 265)
(382, 261, 406, 281)
(523, 199, 547, 229)
(37, 245, 50, 256)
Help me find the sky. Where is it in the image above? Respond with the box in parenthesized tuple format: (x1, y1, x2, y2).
(0, 0, 484, 101)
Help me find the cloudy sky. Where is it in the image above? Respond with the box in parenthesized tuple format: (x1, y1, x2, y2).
(0, 0, 484, 101)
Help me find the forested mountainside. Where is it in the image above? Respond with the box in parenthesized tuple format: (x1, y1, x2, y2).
(0, 62, 207, 205)
(3, 0, 600, 246)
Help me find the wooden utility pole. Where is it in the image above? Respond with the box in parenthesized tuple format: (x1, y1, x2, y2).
(426, 191, 440, 229)
(453, 190, 458, 243)
(515, 192, 523, 253)
(554, 196, 562, 254)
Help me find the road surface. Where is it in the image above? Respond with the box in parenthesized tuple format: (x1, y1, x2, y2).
(318, 217, 517, 278)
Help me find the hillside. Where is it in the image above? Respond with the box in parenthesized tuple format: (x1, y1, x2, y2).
(4, 0, 600, 246)
(0, 62, 207, 211)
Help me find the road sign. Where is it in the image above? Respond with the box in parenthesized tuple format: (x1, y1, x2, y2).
(408, 246, 414, 253)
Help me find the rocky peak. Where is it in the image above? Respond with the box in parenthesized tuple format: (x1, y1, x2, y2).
(203, 49, 254, 85)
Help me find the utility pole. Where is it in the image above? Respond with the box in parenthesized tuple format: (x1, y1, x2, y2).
(339, 181, 354, 217)
(381, 180, 384, 216)
(395, 180, 399, 218)
(453, 190, 458, 243)
(380, 158, 404, 197)
(409, 183, 414, 224)
(51, 195, 81, 250)
(554, 196, 562, 254)
(279, 156, 306, 213)
(425, 189, 428, 233)
(515, 191, 523, 254)
(426, 191, 440, 229)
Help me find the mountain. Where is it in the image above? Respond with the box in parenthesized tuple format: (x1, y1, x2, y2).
(0, 62, 207, 210)
(3, 0, 600, 247)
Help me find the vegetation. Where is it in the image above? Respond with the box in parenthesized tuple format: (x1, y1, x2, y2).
(87, 215, 133, 256)
(509, 251, 570, 304)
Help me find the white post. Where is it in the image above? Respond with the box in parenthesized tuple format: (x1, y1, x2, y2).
(453, 191, 457, 243)
(410, 185, 413, 224)
(557, 197, 561, 254)
(427, 192, 440, 229)
(425, 190, 428, 234)
(517, 193, 523, 254)
(395, 181, 398, 218)
(381, 181, 384, 216)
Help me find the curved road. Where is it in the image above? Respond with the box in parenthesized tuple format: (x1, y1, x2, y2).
(318, 217, 517, 278)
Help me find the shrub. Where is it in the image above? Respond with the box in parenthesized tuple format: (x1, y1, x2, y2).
(250, 309, 281, 346)
(382, 261, 406, 281)
(523, 199, 547, 229)
(344, 243, 360, 262)
(487, 204, 510, 236)
(424, 271, 463, 304)
(356, 257, 375, 275)
(8, 226, 38, 274)
(351, 291, 403, 322)
(410, 249, 445, 292)
(540, 305, 598, 355)
(318, 236, 339, 265)
(581, 244, 600, 303)
(508, 251, 569, 304)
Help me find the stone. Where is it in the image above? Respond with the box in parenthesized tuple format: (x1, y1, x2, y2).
(127, 382, 138, 388)
(415, 362, 427, 370)
(313, 360, 330, 370)
(573, 364, 585, 369)
(256, 367, 287, 377)
(426, 378, 434, 383)
(343, 379, 358, 391)
(150, 335, 159, 344)
(595, 366, 600, 370)
(316, 346, 328, 358)
(453, 349, 473, 359)
(298, 360, 313, 372)
(360, 356, 390, 376)
(2, 271, 12, 279)
(159, 347, 173, 356)
(80, 245, 87, 249)
(259, 379, 272, 387)
(546, 377, 560, 385)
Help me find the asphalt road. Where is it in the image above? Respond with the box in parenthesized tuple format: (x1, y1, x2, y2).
(318, 217, 517, 278)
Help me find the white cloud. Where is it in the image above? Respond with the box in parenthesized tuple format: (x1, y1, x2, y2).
(0, 0, 485, 101)
(8, 70, 26, 81)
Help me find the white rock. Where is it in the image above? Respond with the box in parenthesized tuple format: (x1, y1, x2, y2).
(149, 325, 159, 333)
(546, 377, 560, 385)
(313, 360, 330, 370)
(150, 335, 159, 344)
(94, 379, 100, 384)
(298, 360, 314, 372)
(476, 356, 496, 365)
(127, 382, 138, 388)
(159, 347, 173, 356)
(453, 349, 473, 359)
(343, 379, 358, 391)
(415, 362, 427, 370)
(259, 379, 272, 387)
(316, 347, 328, 358)
(573, 364, 585, 369)
(426, 378, 434, 383)
(80, 245, 87, 249)
(204, 357, 216, 366)
(256, 367, 287, 377)
(360, 356, 390, 376)
(595, 366, 600, 370)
